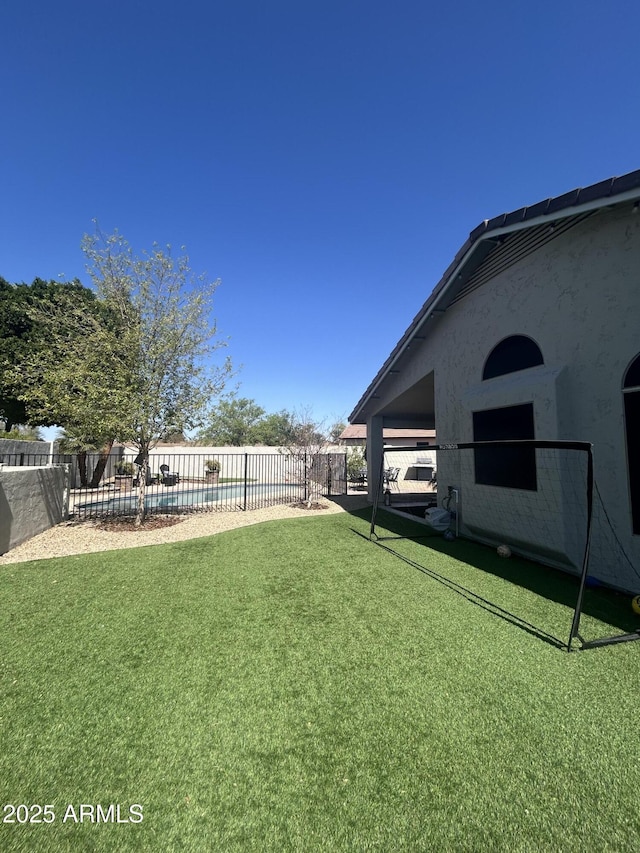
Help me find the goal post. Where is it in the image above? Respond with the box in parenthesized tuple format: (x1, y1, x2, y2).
(369, 440, 640, 651)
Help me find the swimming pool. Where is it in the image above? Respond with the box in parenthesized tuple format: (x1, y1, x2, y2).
(75, 482, 303, 514)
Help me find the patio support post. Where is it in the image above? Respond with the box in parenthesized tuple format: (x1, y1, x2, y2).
(367, 415, 384, 503)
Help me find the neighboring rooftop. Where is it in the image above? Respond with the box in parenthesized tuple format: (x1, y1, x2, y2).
(339, 425, 436, 441)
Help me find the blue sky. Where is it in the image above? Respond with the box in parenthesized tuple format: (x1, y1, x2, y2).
(2, 0, 639, 435)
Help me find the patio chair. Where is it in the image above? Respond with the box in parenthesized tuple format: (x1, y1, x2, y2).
(133, 467, 156, 486)
(350, 468, 367, 490)
(160, 464, 180, 486)
(384, 467, 400, 489)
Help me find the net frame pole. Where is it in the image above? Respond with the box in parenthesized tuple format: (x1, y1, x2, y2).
(369, 451, 388, 540)
(369, 439, 602, 650)
(567, 443, 594, 649)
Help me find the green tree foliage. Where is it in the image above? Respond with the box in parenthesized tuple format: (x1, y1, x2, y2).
(81, 227, 232, 524)
(251, 411, 296, 446)
(198, 401, 344, 449)
(346, 447, 366, 481)
(198, 396, 266, 445)
(2, 277, 135, 486)
(8, 281, 131, 441)
(0, 277, 29, 430)
(329, 420, 346, 443)
(197, 399, 299, 447)
(0, 424, 43, 441)
(0, 277, 107, 432)
(57, 431, 102, 488)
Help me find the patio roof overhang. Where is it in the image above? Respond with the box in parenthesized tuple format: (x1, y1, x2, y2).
(349, 169, 640, 426)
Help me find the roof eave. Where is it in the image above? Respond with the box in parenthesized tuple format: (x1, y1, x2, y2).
(349, 172, 640, 424)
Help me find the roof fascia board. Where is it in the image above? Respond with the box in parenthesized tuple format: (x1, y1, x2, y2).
(349, 240, 480, 423)
(349, 184, 640, 424)
(481, 187, 640, 241)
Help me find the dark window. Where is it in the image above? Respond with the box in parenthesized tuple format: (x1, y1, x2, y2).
(624, 355, 640, 534)
(623, 354, 640, 390)
(473, 403, 537, 490)
(483, 336, 544, 380)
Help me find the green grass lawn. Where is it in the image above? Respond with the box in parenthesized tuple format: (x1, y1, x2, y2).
(1, 506, 639, 852)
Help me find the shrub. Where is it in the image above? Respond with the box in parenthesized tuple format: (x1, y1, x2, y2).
(347, 448, 366, 480)
(116, 461, 135, 476)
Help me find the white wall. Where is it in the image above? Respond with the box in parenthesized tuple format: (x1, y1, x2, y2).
(119, 445, 345, 486)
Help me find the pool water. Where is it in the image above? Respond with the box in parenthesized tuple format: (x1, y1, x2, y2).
(76, 482, 301, 513)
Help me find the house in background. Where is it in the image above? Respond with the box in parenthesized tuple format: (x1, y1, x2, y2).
(349, 169, 640, 592)
(338, 425, 436, 448)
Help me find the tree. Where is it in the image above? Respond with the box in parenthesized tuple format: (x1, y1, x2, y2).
(6, 278, 133, 489)
(57, 431, 101, 488)
(161, 430, 189, 444)
(81, 227, 232, 524)
(251, 410, 296, 446)
(197, 399, 302, 446)
(0, 277, 29, 430)
(198, 396, 266, 445)
(346, 447, 366, 481)
(0, 277, 116, 434)
(279, 407, 331, 507)
(0, 424, 43, 441)
(329, 420, 346, 444)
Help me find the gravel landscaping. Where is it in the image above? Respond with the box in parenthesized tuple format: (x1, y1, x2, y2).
(0, 495, 370, 564)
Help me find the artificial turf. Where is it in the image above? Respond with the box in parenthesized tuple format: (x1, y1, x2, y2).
(1, 505, 639, 851)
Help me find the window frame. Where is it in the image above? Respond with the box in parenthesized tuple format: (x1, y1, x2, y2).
(623, 354, 640, 535)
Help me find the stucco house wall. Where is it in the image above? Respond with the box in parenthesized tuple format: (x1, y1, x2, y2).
(432, 206, 640, 584)
(355, 184, 640, 591)
(433, 206, 639, 440)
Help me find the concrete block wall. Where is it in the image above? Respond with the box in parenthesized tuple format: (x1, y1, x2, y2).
(0, 438, 54, 463)
(0, 465, 69, 555)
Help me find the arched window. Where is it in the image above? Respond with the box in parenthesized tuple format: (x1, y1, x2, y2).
(473, 336, 543, 490)
(482, 335, 544, 381)
(623, 354, 640, 534)
(624, 354, 640, 390)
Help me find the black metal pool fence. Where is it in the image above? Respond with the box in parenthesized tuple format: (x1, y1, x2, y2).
(1, 450, 348, 518)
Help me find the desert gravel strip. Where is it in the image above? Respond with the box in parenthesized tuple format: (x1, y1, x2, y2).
(0, 495, 370, 565)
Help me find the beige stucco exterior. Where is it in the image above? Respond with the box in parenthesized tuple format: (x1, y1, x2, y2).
(355, 197, 640, 591)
